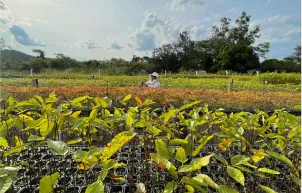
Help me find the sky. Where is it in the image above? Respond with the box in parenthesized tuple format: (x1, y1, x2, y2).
(0, 0, 301, 61)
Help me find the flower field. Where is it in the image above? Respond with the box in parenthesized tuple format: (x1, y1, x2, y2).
(0, 94, 300, 193)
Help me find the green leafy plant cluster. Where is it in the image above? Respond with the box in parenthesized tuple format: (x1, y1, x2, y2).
(0, 93, 300, 193)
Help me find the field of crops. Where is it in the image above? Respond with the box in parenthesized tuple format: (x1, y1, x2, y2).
(0, 94, 301, 193)
(0, 72, 301, 92)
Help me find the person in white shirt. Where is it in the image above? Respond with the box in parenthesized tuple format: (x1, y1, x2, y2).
(140, 72, 160, 88)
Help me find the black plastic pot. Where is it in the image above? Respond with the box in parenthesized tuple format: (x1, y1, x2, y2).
(29, 177, 40, 186)
(25, 168, 36, 176)
(13, 176, 28, 187)
(17, 187, 38, 193)
(41, 154, 52, 160)
(67, 186, 80, 193)
(65, 167, 78, 176)
(58, 176, 72, 186)
(54, 186, 64, 193)
(73, 175, 86, 186)
(115, 167, 127, 175)
(19, 154, 31, 161)
(110, 185, 123, 193)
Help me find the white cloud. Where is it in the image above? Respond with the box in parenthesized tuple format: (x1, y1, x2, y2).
(169, 0, 204, 12)
(0, 0, 10, 13)
(0, 15, 12, 26)
(16, 17, 47, 27)
(251, 14, 301, 45)
(128, 12, 206, 51)
(227, 7, 239, 12)
(110, 42, 124, 50)
(285, 28, 301, 36)
(65, 40, 101, 49)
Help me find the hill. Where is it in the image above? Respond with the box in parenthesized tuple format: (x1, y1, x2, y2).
(0, 50, 34, 62)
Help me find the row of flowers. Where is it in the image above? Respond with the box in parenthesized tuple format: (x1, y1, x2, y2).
(1, 85, 300, 110)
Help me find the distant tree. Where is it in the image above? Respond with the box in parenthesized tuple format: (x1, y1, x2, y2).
(261, 59, 283, 72)
(211, 12, 260, 46)
(293, 45, 301, 65)
(217, 44, 260, 73)
(32, 49, 45, 59)
(254, 42, 270, 60)
(152, 43, 180, 72)
(54, 53, 65, 58)
(173, 31, 198, 70)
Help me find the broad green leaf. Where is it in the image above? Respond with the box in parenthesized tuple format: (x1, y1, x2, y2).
(164, 181, 178, 193)
(97, 170, 108, 181)
(231, 155, 250, 166)
(35, 95, 44, 104)
(234, 166, 253, 174)
(266, 151, 294, 168)
(39, 172, 59, 193)
(72, 96, 89, 104)
(181, 177, 206, 193)
(182, 138, 194, 156)
(0, 167, 20, 193)
(125, 114, 134, 126)
(46, 139, 69, 156)
(88, 109, 98, 122)
(155, 139, 169, 160)
(147, 126, 162, 136)
(192, 135, 213, 156)
(287, 127, 301, 139)
(142, 99, 155, 106)
(179, 101, 200, 111)
(15, 98, 40, 107)
(95, 97, 107, 108)
(162, 110, 177, 123)
(28, 135, 45, 141)
(193, 174, 219, 189)
(85, 181, 104, 193)
(190, 154, 213, 169)
(169, 139, 188, 145)
(178, 165, 193, 173)
(0, 137, 8, 148)
(0, 119, 13, 137)
(39, 120, 54, 137)
(218, 185, 239, 193)
(179, 154, 213, 173)
(258, 184, 277, 193)
(251, 149, 265, 163)
(290, 173, 301, 186)
(66, 138, 82, 145)
(213, 153, 228, 166)
(227, 166, 245, 186)
(175, 147, 187, 164)
(185, 185, 195, 193)
(151, 153, 177, 177)
(100, 131, 135, 163)
(292, 105, 301, 110)
(258, 168, 280, 175)
(4, 143, 29, 157)
(103, 159, 124, 170)
(122, 94, 131, 102)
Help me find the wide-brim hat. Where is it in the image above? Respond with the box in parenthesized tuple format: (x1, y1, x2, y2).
(150, 72, 159, 78)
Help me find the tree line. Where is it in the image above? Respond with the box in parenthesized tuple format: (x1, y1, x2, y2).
(1, 12, 301, 74)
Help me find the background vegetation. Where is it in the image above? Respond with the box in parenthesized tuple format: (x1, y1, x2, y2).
(1, 12, 301, 75)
